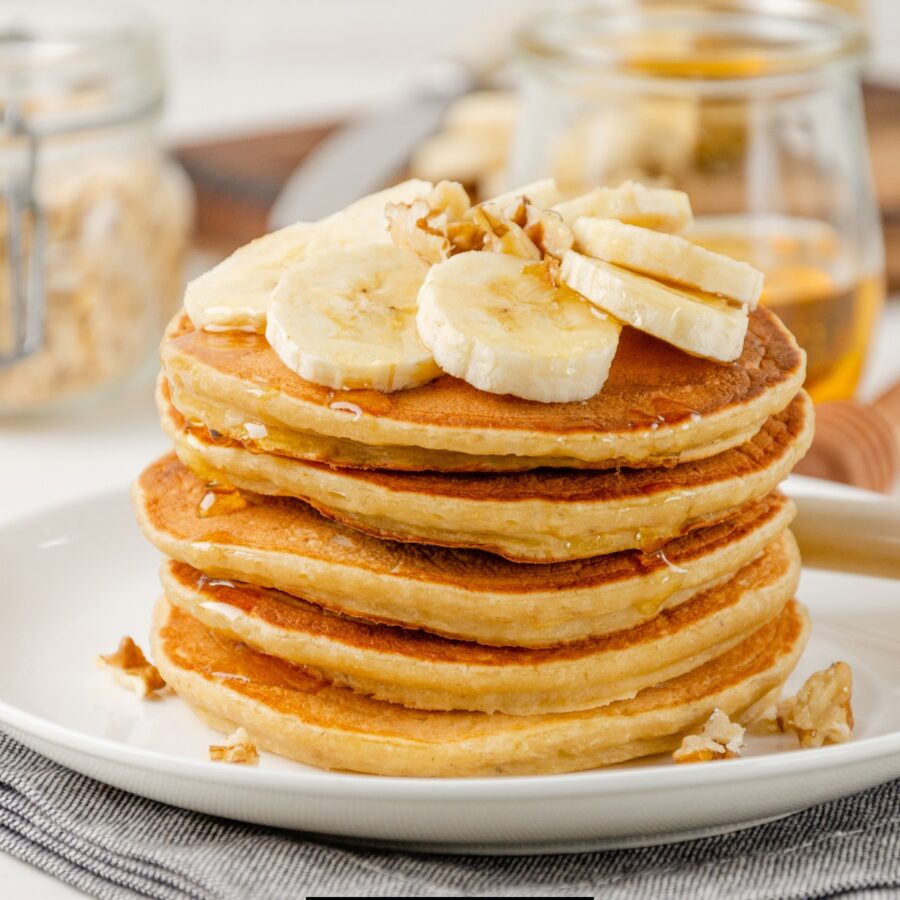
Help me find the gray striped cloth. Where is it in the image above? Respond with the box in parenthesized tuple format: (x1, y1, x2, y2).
(0, 733, 897, 899)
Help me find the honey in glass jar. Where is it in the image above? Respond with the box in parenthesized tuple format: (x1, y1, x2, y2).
(512, 0, 885, 401)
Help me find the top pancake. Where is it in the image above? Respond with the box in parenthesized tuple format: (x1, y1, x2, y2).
(161, 307, 805, 470)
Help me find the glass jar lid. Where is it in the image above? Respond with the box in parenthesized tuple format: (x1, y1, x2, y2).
(516, 0, 867, 95)
(0, 0, 163, 137)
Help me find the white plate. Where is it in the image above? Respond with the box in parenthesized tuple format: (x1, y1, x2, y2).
(1, 490, 899, 854)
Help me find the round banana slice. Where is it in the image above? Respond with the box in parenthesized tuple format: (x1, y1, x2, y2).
(561, 251, 749, 363)
(184, 180, 432, 333)
(417, 252, 621, 403)
(266, 243, 440, 392)
(574, 218, 763, 308)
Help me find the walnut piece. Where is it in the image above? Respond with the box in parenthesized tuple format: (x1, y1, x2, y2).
(446, 220, 487, 253)
(96, 636, 166, 698)
(471, 203, 541, 260)
(776, 662, 854, 748)
(523, 205, 574, 260)
(386, 180, 474, 265)
(429, 180, 472, 220)
(386, 179, 575, 267)
(209, 727, 259, 765)
(673, 708, 745, 764)
(386, 198, 450, 265)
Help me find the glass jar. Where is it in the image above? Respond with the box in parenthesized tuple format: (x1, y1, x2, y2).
(512, 0, 884, 402)
(0, 2, 192, 415)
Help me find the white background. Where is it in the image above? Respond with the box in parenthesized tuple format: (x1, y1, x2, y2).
(112, 0, 900, 143)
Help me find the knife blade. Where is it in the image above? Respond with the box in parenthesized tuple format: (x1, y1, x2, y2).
(269, 59, 474, 228)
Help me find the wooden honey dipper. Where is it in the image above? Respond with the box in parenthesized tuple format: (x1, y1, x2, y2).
(795, 379, 900, 493)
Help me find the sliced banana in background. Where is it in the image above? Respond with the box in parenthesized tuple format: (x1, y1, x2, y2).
(184, 180, 433, 333)
(574, 218, 763, 308)
(442, 90, 520, 137)
(266, 242, 440, 392)
(417, 252, 621, 403)
(409, 131, 507, 186)
(561, 251, 748, 363)
(553, 181, 694, 234)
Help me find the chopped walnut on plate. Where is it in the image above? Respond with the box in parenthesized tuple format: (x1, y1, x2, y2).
(209, 727, 259, 765)
(673, 708, 746, 763)
(96, 636, 166, 698)
(777, 662, 854, 748)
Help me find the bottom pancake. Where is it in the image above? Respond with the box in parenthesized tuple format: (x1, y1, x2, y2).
(152, 598, 809, 777)
(160, 530, 799, 714)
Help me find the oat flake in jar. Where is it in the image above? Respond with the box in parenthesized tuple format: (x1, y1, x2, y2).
(0, 2, 192, 414)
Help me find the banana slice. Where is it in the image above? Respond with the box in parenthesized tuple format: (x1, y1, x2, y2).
(553, 181, 693, 233)
(184, 180, 432, 333)
(410, 132, 507, 186)
(442, 90, 520, 137)
(575, 218, 763, 308)
(561, 251, 748, 362)
(266, 243, 440, 392)
(417, 252, 621, 403)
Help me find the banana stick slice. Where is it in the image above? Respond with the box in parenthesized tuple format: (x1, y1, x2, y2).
(561, 251, 748, 363)
(553, 181, 694, 233)
(575, 218, 763, 308)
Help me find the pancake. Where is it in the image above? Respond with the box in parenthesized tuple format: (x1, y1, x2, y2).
(162, 391, 813, 563)
(161, 530, 799, 715)
(165, 377, 779, 475)
(151, 598, 810, 776)
(134, 456, 796, 646)
(160, 306, 805, 470)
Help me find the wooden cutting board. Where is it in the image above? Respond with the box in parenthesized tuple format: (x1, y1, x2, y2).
(174, 84, 900, 287)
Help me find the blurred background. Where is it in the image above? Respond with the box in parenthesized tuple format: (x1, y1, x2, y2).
(2, 0, 900, 500)
(92, 0, 900, 140)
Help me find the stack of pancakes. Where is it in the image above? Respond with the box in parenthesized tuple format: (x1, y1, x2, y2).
(135, 305, 813, 776)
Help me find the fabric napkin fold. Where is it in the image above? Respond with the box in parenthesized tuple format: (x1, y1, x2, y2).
(0, 733, 897, 899)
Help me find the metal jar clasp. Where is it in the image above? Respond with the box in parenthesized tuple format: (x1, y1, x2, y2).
(1, 102, 45, 366)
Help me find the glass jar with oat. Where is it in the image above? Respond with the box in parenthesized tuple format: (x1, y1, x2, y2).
(512, 0, 884, 402)
(0, 3, 192, 414)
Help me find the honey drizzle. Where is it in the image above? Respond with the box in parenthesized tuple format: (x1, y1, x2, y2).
(197, 483, 248, 518)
